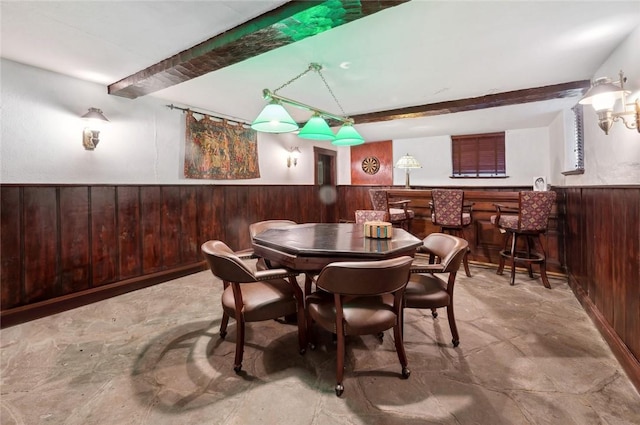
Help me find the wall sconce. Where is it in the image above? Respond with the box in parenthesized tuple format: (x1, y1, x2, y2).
(251, 63, 365, 146)
(579, 70, 639, 135)
(395, 154, 422, 188)
(81, 107, 109, 150)
(287, 147, 301, 168)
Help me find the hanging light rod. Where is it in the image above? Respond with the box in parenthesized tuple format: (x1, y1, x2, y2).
(251, 63, 365, 146)
(261, 89, 354, 125)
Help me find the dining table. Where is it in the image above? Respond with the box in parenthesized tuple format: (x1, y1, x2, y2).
(251, 222, 423, 295)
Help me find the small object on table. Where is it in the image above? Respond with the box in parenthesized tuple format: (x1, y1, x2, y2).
(364, 221, 393, 239)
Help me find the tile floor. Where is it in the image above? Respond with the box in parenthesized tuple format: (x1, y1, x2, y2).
(2, 265, 639, 424)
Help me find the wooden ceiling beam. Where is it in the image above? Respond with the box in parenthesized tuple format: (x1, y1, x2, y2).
(350, 80, 591, 124)
(108, 0, 409, 99)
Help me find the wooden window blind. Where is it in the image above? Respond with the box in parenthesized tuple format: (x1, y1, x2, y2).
(451, 132, 506, 177)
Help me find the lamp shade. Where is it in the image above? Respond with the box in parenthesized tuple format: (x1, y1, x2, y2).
(298, 114, 335, 140)
(251, 101, 299, 133)
(332, 123, 365, 146)
(395, 154, 421, 169)
(579, 77, 628, 111)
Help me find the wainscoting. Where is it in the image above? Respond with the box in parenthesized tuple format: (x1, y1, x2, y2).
(1, 183, 638, 392)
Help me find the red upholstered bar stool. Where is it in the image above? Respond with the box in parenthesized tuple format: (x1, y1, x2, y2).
(491, 191, 557, 288)
(369, 189, 415, 231)
(430, 189, 473, 277)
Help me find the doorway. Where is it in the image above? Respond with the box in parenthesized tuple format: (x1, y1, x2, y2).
(314, 146, 337, 223)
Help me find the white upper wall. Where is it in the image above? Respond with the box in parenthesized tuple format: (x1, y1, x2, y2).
(564, 25, 640, 185)
(0, 58, 332, 185)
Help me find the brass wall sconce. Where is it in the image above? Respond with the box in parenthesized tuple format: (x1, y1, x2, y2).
(579, 70, 639, 135)
(81, 107, 109, 150)
(287, 147, 301, 167)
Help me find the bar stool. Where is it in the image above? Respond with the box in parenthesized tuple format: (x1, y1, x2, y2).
(430, 189, 473, 277)
(491, 191, 556, 288)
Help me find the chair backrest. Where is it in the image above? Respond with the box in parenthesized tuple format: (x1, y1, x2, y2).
(201, 240, 257, 283)
(314, 256, 414, 296)
(518, 191, 556, 231)
(355, 210, 389, 224)
(421, 233, 469, 273)
(432, 189, 464, 226)
(249, 219, 297, 239)
(369, 189, 389, 212)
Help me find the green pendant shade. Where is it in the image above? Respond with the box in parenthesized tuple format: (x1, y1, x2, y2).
(298, 115, 336, 140)
(251, 101, 299, 133)
(332, 123, 365, 146)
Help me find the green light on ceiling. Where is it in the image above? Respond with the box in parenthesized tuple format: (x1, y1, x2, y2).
(279, 0, 359, 41)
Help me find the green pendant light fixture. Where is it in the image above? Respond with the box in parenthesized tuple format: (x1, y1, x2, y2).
(251, 63, 365, 144)
(250, 100, 299, 133)
(333, 123, 365, 146)
(298, 113, 336, 140)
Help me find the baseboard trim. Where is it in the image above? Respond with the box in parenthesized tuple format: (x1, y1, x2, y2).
(0, 262, 208, 329)
(568, 274, 640, 394)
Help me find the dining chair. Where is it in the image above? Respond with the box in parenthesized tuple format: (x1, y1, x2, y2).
(306, 256, 414, 396)
(201, 240, 306, 374)
(354, 209, 388, 224)
(404, 233, 469, 347)
(368, 189, 415, 231)
(430, 189, 473, 277)
(249, 220, 297, 270)
(491, 190, 557, 288)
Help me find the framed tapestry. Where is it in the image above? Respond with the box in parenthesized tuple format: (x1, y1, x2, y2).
(184, 111, 260, 179)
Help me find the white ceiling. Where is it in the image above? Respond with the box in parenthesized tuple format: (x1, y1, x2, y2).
(2, 1, 640, 141)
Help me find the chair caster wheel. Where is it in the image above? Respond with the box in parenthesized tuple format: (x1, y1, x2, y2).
(335, 383, 344, 397)
(452, 339, 460, 347)
(233, 364, 242, 374)
(401, 367, 411, 379)
(309, 343, 316, 351)
(220, 331, 227, 339)
(299, 348, 306, 355)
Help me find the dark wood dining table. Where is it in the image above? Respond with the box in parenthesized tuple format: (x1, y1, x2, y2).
(252, 223, 423, 294)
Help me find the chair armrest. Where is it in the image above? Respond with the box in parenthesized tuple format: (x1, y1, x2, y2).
(234, 248, 257, 260)
(492, 203, 519, 228)
(463, 201, 474, 213)
(389, 199, 411, 212)
(254, 268, 299, 281)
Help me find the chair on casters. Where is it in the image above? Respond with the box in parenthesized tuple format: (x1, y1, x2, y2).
(201, 240, 306, 374)
(404, 233, 469, 347)
(430, 189, 473, 277)
(491, 191, 557, 288)
(369, 189, 415, 231)
(306, 256, 414, 396)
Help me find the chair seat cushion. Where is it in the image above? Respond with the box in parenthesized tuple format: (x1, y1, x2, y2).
(431, 212, 471, 226)
(307, 293, 396, 336)
(389, 208, 415, 222)
(404, 274, 450, 309)
(222, 279, 297, 322)
(490, 214, 518, 230)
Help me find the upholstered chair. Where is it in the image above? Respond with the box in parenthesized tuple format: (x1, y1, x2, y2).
(369, 189, 415, 231)
(249, 220, 297, 270)
(491, 191, 557, 288)
(201, 240, 306, 373)
(430, 189, 473, 276)
(404, 233, 468, 347)
(354, 209, 389, 224)
(306, 256, 414, 396)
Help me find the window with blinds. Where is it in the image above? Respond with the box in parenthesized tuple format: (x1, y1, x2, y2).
(451, 132, 506, 178)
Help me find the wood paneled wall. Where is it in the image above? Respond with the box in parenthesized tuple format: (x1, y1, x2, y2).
(557, 186, 640, 391)
(0, 184, 328, 326)
(336, 185, 563, 273)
